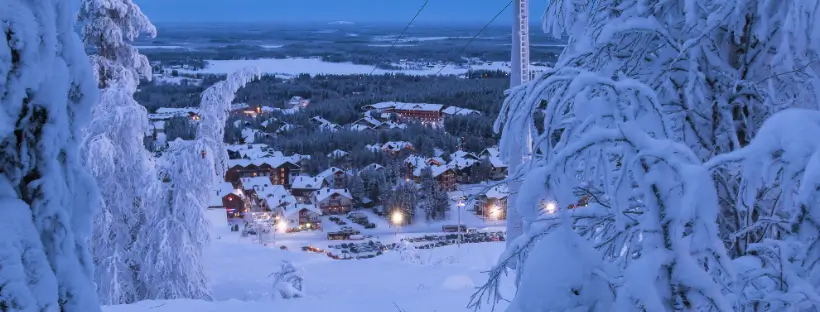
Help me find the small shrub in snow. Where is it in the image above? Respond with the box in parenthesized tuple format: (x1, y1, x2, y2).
(271, 261, 305, 299)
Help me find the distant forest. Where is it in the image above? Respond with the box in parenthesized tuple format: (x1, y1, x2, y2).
(138, 71, 511, 172)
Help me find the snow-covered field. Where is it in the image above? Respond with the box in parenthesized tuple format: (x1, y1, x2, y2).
(181, 57, 548, 76)
(103, 214, 513, 312)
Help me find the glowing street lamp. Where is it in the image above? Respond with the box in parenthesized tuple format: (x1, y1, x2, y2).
(457, 201, 465, 247)
(391, 211, 403, 236)
(544, 200, 558, 214)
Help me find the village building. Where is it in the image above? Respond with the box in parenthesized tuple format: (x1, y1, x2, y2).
(362, 163, 385, 172)
(317, 167, 350, 188)
(349, 124, 376, 132)
(442, 106, 481, 116)
(362, 102, 445, 126)
(326, 150, 351, 168)
(285, 96, 310, 110)
(256, 184, 296, 212)
(148, 107, 201, 122)
(479, 148, 508, 180)
(411, 165, 457, 191)
(290, 176, 328, 200)
(474, 185, 508, 220)
(449, 157, 479, 184)
(353, 116, 383, 129)
(381, 141, 413, 154)
(312, 188, 353, 215)
(278, 203, 322, 231)
(225, 157, 301, 187)
(310, 116, 339, 131)
(208, 182, 247, 219)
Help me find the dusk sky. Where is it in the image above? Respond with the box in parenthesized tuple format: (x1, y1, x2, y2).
(135, 0, 548, 24)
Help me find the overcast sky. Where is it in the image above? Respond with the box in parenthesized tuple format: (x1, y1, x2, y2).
(135, 0, 548, 24)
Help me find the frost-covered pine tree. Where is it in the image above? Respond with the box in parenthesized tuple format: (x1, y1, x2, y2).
(507, 214, 614, 312)
(138, 68, 259, 300)
(473, 0, 820, 310)
(77, 0, 159, 304)
(271, 261, 305, 299)
(1, 0, 102, 310)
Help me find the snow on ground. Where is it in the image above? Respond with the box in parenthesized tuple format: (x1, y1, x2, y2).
(104, 214, 513, 312)
(181, 57, 548, 76)
(260, 45, 284, 49)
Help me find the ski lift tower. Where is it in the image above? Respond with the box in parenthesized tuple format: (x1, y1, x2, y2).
(511, 0, 531, 87)
(505, 0, 532, 258)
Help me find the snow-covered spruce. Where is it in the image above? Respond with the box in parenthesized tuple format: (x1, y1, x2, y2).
(507, 214, 614, 312)
(138, 68, 260, 300)
(1, 0, 102, 310)
(271, 261, 305, 299)
(78, 0, 159, 304)
(476, 0, 820, 310)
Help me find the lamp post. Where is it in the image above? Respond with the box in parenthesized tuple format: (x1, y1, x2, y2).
(391, 211, 403, 236)
(457, 200, 465, 248)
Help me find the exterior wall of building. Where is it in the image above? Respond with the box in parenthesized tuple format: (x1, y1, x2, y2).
(316, 194, 353, 215)
(222, 193, 246, 218)
(225, 163, 298, 185)
(437, 170, 457, 191)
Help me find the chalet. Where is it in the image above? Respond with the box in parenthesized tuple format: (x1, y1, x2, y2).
(353, 116, 383, 129)
(317, 167, 349, 188)
(279, 203, 322, 230)
(327, 150, 351, 168)
(310, 116, 339, 131)
(488, 157, 508, 180)
(349, 124, 376, 132)
(450, 150, 479, 161)
(225, 157, 301, 186)
(362, 163, 385, 172)
(208, 182, 246, 219)
(474, 185, 508, 220)
(404, 155, 445, 180)
(312, 188, 353, 215)
(412, 165, 456, 191)
(381, 141, 413, 154)
(449, 156, 479, 184)
(286, 96, 310, 110)
(225, 143, 277, 159)
(256, 184, 296, 211)
(479, 148, 507, 180)
(290, 176, 327, 200)
(442, 106, 481, 116)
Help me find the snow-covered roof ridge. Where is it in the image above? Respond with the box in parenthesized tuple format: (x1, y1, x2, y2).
(228, 156, 298, 168)
(485, 184, 508, 200)
(313, 188, 353, 202)
(209, 182, 243, 207)
(317, 167, 346, 180)
(442, 106, 481, 116)
(282, 203, 322, 218)
(327, 149, 349, 159)
(291, 176, 325, 190)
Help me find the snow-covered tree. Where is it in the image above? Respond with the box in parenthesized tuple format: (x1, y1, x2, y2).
(506, 216, 614, 312)
(0, 0, 102, 310)
(383, 182, 417, 223)
(349, 173, 366, 205)
(77, 0, 158, 304)
(271, 261, 305, 299)
(474, 1, 820, 310)
(138, 67, 260, 300)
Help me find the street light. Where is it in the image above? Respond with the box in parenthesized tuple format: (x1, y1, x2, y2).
(391, 211, 404, 236)
(457, 201, 465, 248)
(544, 200, 558, 214)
